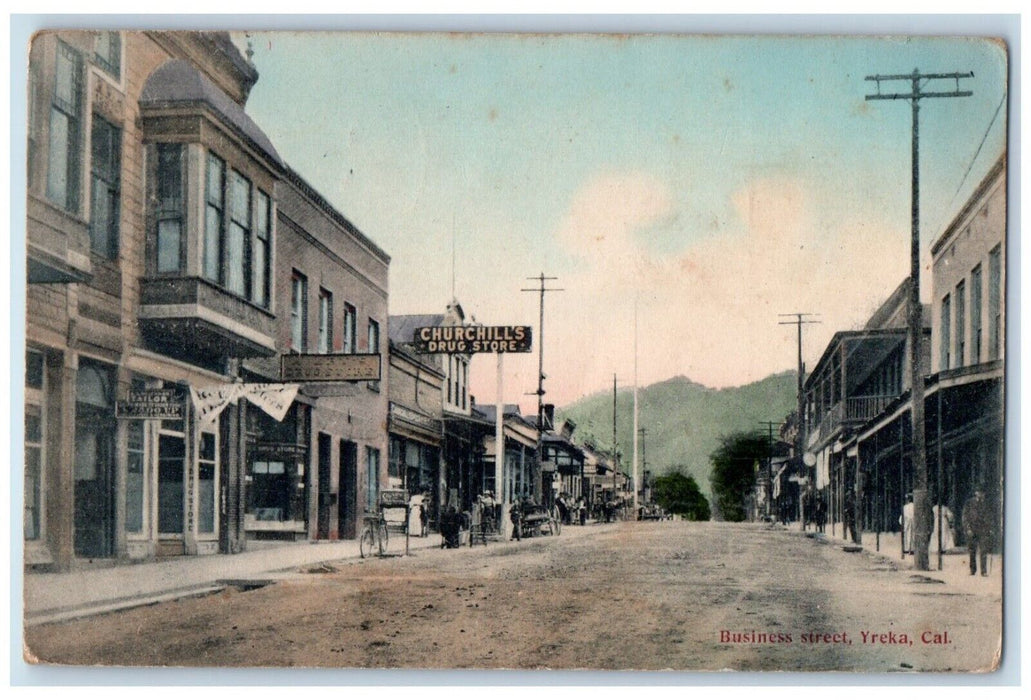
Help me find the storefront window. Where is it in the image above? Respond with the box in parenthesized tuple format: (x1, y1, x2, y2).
(24, 350, 45, 541)
(25, 405, 43, 540)
(366, 448, 380, 511)
(198, 431, 217, 533)
(126, 420, 144, 533)
(251, 460, 288, 521)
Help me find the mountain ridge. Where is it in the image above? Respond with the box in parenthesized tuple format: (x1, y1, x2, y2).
(556, 371, 797, 497)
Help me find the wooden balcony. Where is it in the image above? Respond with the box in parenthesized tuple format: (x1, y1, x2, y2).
(811, 394, 898, 446)
(138, 276, 276, 361)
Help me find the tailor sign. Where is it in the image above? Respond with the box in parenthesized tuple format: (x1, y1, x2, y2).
(281, 353, 382, 382)
(413, 325, 532, 354)
(116, 389, 185, 419)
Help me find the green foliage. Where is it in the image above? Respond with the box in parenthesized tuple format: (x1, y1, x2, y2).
(652, 469, 711, 521)
(708, 431, 784, 522)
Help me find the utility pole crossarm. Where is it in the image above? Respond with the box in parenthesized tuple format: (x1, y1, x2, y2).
(867, 91, 973, 101)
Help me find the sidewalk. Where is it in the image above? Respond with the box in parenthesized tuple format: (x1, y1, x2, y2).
(23, 522, 615, 626)
(23, 533, 445, 626)
(788, 523, 1004, 593)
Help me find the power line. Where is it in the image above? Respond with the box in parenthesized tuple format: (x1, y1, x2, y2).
(948, 91, 1006, 205)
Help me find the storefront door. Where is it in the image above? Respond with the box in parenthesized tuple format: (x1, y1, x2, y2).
(157, 432, 186, 537)
(339, 440, 357, 539)
(317, 432, 332, 539)
(73, 360, 116, 558)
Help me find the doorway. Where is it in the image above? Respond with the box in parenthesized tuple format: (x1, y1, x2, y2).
(316, 432, 332, 539)
(73, 360, 116, 559)
(338, 440, 358, 539)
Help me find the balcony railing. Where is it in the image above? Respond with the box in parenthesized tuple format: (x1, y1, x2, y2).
(809, 394, 898, 446)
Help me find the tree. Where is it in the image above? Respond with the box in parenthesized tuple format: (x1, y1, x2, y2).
(652, 468, 711, 521)
(709, 431, 786, 522)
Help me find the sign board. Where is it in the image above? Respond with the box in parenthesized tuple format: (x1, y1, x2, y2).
(116, 389, 185, 419)
(412, 325, 532, 354)
(250, 441, 308, 459)
(540, 460, 557, 473)
(281, 353, 381, 382)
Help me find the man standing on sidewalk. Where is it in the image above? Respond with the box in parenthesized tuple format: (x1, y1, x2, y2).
(962, 489, 993, 576)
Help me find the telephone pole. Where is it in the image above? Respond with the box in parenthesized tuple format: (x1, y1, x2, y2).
(521, 273, 562, 503)
(779, 313, 819, 528)
(758, 421, 779, 520)
(865, 69, 973, 571)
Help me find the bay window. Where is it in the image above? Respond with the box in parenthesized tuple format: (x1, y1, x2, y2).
(203, 154, 224, 282)
(155, 144, 183, 273)
(226, 170, 252, 297)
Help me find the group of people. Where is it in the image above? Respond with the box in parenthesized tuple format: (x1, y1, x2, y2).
(555, 493, 588, 526)
(900, 488, 995, 575)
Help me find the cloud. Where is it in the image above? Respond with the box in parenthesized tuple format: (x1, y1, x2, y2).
(514, 171, 911, 406)
(555, 171, 674, 268)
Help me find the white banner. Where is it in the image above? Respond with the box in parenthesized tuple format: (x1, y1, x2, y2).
(190, 384, 244, 426)
(244, 383, 300, 422)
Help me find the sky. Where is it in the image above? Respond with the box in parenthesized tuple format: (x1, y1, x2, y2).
(230, 30, 1008, 412)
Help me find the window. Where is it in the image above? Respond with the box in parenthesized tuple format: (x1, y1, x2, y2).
(971, 264, 983, 363)
(366, 448, 380, 512)
(254, 191, 271, 308)
(461, 360, 468, 410)
(291, 271, 308, 353)
(203, 154, 270, 305)
(368, 318, 380, 354)
(89, 115, 121, 258)
(955, 280, 966, 367)
(94, 31, 121, 78)
(24, 351, 45, 541)
(226, 170, 252, 297)
(126, 375, 147, 535)
(318, 289, 333, 354)
(155, 143, 183, 273)
(940, 293, 951, 371)
(343, 303, 356, 354)
(446, 356, 453, 405)
(198, 431, 217, 534)
(126, 420, 144, 534)
(203, 154, 224, 282)
(46, 41, 84, 211)
(988, 245, 1002, 360)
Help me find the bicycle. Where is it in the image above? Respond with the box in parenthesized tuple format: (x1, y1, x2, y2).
(359, 513, 388, 558)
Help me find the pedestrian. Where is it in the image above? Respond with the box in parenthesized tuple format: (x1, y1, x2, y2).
(930, 503, 956, 553)
(962, 488, 993, 576)
(843, 491, 859, 544)
(900, 493, 914, 554)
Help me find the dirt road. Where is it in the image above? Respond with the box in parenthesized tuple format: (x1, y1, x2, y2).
(24, 521, 1001, 671)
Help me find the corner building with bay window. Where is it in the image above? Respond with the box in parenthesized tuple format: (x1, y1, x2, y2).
(22, 31, 351, 570)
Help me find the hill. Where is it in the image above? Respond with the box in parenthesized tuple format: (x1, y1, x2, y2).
(556, 372, 798, 496)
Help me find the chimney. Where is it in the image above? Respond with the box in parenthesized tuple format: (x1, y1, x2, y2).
(543, 404, 555, 431)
